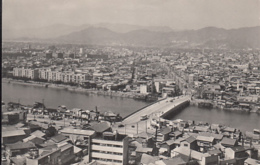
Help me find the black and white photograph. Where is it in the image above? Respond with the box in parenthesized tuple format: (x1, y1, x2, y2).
(2, 0, 260, 164)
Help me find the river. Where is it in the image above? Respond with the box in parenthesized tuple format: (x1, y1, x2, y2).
(2, 82, 149, 118)
(2, 82, 260, 132)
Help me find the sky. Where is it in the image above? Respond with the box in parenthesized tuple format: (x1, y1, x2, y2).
(2, 0, 260, 30)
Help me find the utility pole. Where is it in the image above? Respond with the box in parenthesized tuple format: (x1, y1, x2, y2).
(137, 122, 138, 134)
(145, 120, 147, 133)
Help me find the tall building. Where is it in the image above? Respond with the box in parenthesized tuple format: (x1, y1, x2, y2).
(46, 52, 53, 59)
(88, 132, 129, 165)
(79, 48, 84, 55)
(57, 53, 64, 59)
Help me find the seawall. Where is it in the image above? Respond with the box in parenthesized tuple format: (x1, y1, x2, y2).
(161, 100, 190, 120)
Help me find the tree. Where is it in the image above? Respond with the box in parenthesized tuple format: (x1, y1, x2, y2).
(45, 126, 57, 137)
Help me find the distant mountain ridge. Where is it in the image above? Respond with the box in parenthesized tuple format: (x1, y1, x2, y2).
(54, 26, 260, 48)
(2, 23, 173, 39)
(3, 24, 260, 48)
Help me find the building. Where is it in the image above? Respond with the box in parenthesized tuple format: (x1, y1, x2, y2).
(88, 132, 129, 165)
(172, 147, 218, 165)
(6, 141, 36, 157)
(140, 85, 148, 94)
(2, 130, 27, 144)
(57, 53, 64, 59)
(59, 128, 95, 142)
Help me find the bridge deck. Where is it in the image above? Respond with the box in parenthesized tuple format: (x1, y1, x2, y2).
(122, 95, 191, 125)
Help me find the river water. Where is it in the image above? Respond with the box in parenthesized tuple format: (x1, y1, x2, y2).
(2, 82, 260, 132)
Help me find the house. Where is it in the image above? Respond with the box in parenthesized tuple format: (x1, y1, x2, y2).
(180, 136, 198, 151)
(222, 127, 236, 138)
(172, 147, 218, 165)
(199, 132, 223, 143)
(196, 135, 215, 152)
(2, 130, 27, 144)
(5, 141, 36, 157)
(220, 137, 238, 147)
(169, 131, 182, 140)
(26, 147, 61, 165)
(156, 127, 172, 142)
(193, 126, 209, 133)
(133, 132, 154, 148)
(224, 146, 258, 165)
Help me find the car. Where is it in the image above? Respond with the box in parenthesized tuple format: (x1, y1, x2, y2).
(140, 115, 148, 121)
(131, 125, 135, 128)
(118, 124, 124, 128)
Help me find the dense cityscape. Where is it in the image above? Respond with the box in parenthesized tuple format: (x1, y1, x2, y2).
(2, 42, 260, 165)
(2, 0, 260, 165)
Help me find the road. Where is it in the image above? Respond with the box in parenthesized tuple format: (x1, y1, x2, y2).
(112, 95, 191, 136)
(122, 95, 191, 125)
(27, 114, 83, 128)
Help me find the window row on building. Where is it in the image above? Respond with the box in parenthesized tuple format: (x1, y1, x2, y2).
(13, 67, 87, 84)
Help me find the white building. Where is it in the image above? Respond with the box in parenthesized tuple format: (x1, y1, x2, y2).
(88, 133, 129, 165)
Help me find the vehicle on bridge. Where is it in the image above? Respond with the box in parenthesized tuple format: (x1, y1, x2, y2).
(140, 115, 148, 121)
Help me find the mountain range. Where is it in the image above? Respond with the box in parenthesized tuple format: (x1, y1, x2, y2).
(3, 23, 260, 48)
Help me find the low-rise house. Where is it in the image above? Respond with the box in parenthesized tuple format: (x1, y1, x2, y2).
(180, 136, 198, 151)
(224, 146, 258, 165)
(5, 141, 36, 157)
(196, 135, 215, 152)
(220, 137, 238, 148)
(26, 147, 61, 165)
(193, 126, 209, 133)
(2, 130, 27, 144)
(199, 132, 223, 143)
(169, 131, 182, 140)
(222, 127, 236, 138)
(156, 127, 172, 142)
(172, 147, 218, 165)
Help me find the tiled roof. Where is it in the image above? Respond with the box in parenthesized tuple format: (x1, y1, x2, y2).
(51, 134, 68, 143)
(185, 136, 196, 143)
(196, 135, 214, 142)
(220, 137, 237, 146)
(6, 141, 35, 150)
(89, 122, 110, 133)
(2, 130, 26, 137)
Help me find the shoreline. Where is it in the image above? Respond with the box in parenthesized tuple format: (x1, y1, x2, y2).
(2, 78, 143, 100)
(190, 98, 260, 113)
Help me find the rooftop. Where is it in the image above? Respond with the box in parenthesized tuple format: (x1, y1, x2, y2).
(60, 128, 95, 136)
(2, 130, 26, 137)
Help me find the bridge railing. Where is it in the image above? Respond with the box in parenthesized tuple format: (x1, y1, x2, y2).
(122, 98, 167, 120)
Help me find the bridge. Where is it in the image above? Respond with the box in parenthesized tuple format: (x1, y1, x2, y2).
(113, 95, 191, 136)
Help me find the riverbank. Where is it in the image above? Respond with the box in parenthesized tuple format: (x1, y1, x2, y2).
(2, 78, 145, 100)
(191, 98, 260, 113)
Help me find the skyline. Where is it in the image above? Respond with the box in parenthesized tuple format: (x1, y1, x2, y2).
(3, 0, 260, 31)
